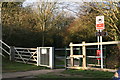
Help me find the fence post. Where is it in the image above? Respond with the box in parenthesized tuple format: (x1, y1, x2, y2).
(65, 47, 68, 70)
(82, 41, 86, 69)
(37, 47, 40, 66)
(10, 46, 15, 61)
(79, 47, 82, 66)
(49, 47, 54, 69)
(70, 42, 74, 67)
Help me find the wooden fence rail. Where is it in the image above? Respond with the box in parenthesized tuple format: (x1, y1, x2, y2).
(68, 41, 120, 70)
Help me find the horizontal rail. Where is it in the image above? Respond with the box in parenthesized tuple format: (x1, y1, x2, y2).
(56, 56, 65, 59)
(15, 57, 37, 61)
(15, 54, 37, 58)
(15, 51, 37, 54)
(55, 47, 106, 51)
(70, 41, 120, 47)
(15, 54, 31, 57)
(70, 55, 83, 58)
(55, 48, 70, 51)
(0, 47, 10, 55)
(14, 47, 37, 50)
(39, 64, 50, 68)
(55, 48, 81, 51)
(0, 40, 10, 49)
(87, 56, 105, 58)
(87, 64, 104, 67)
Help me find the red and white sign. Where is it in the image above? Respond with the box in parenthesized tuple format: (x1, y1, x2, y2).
(96, 16, 105, 30)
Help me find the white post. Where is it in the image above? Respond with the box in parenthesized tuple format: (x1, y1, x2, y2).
(37, 47, 40, 66)
(49, 47, 54, 69)
(97, 30, 100, 49)
(70, 42, 74, 67)
(97, 30, 100, 65)
(100, 30, 103, 69)
(82, 41, 86, 69)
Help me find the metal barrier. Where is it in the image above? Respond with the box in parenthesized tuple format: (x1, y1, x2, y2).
(11, 47, 54, 69)
(0, 40, 11, 59)
(13, 47, 37, 65)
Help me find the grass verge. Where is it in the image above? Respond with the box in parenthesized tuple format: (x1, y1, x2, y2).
(36, 69, 114, 79)
(62, 69, 114, 78)
(2, 57, 48, 73)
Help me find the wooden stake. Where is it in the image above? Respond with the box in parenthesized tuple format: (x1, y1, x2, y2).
(82, 41, 86, 69)
(70, 42, 74, 67)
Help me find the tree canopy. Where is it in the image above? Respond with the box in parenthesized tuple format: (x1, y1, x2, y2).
(2, 1, 120, 47)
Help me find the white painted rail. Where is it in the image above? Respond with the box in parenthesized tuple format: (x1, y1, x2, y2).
(69, 41, 120, 46)
(0, 40, 11, 56)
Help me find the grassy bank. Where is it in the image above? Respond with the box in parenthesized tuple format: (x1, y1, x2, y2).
(2, 57, 48, 73)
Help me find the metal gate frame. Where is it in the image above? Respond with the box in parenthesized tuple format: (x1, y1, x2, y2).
(37, 47, 54, 69)
(13, 47, 37, 65)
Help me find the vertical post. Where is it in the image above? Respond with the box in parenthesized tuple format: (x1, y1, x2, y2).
(65, 47, 67, 70)
(0, 3, 2, 79)
(49, 47, 54, 69)
(82, 41, 86, 69)
(37, 47, 40, 66)
(100, 30, 103, 69)
(97, 30, 100, 49)
(97, 30, 100, 65)
(70, 42, 74, 67)
(79, 47, 81, 66)
(104, 46, 106, 68)
(10, 46, 15, 61)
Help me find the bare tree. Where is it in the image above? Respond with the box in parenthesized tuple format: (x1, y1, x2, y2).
(32, 1, 57, 46)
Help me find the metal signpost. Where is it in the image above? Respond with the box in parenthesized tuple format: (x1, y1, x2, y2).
(96, 16, 104, 69)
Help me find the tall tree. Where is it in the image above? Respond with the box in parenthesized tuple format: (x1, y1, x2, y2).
(2, 2, 40, 47)
(83, 1, 120, 41)
(32, 2, 57, 47)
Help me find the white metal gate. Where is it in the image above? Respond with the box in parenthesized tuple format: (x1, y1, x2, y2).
(13, 47, 54, 69)
(14, 47, 37, 65)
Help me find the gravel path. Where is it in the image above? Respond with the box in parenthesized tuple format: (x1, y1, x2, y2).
(2, 69, 65, 79)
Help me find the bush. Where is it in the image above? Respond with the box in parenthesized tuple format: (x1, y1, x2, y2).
(106, 46, 120, 69)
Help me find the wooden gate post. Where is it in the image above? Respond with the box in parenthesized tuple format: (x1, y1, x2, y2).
(82, 41, 86, 69)
(10, 46, 15, 61)
(70, 42, 74, 67)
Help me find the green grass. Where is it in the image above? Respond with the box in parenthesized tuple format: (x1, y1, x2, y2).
(2, 57, 48, 73)
(36, 69, 114, 79)
(62, 69, 114, 78)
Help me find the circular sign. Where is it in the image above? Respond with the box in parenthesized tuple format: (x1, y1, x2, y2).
(97, 16, 103, 23)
